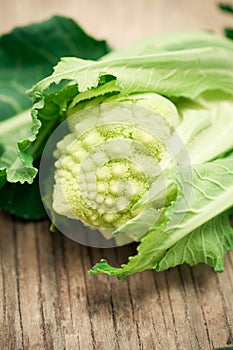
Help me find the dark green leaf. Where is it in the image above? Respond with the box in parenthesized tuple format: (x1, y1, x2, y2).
(225, 27, 233, 39)
(219, 3, 233, 14)
(0, 16, 110, 219)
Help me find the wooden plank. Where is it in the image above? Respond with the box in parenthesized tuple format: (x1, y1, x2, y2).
(1, 0, 233, 349)
(0, 214, 23, 350)
(1, 212, 233, 349)
(0, 0, 232, 48)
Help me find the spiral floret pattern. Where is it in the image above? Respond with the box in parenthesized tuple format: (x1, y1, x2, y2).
(53, 99, 175, 230)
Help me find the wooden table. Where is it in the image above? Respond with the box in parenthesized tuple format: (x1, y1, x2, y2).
(1, 1, 233, 349)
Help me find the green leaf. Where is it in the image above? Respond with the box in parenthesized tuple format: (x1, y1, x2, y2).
(104, 30, 233, 58)
(89, 155, 233, 278)
(0, 174, 46, 220)
(32, 41, 233, 100)
(219, 3, 233, 15)
(33, 47, 233, 102)
(177, 92, 233, 164)
(219, 3, 233, 40)
(0, 15, 109, 122)
(225, 28, 233, 40)
(157, 210, 233, 272)
(0, 109, 36, 186)
(0, 16, 110, 218)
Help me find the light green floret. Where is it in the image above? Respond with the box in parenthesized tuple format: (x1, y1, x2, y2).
(53, 121, 166, 228)
(104, 93, 181, 128)
(53, 93, 178, 229)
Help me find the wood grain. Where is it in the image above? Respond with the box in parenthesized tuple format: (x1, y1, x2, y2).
(1, 0, 232, 48)
(1, 0, 233, 349)
(0, 213, 233, 350)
